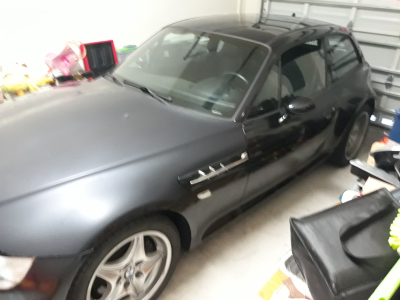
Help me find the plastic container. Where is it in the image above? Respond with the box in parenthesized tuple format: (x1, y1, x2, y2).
(389, 110, 400, 143)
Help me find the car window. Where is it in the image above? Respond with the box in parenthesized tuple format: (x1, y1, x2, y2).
(114, 27, 269, 118)
(327, 35, 361, 81)
(281, 39, 326, 102)
(248, 64, 279, 118)
(160, 33, 211, 58)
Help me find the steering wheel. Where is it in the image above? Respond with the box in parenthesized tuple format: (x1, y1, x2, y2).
(222, 72, 249, 85)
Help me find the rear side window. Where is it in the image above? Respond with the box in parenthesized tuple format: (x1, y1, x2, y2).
(327, 35, 361, 81)
(280, 39, 326, 102)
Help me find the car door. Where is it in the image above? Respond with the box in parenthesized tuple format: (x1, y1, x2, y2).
(241, 38, 338, 200)
(324, 34, 367, 136)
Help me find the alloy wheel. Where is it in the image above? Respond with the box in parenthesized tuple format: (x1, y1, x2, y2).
(345, 111, 369, 160)
(86, 231, 172, 300)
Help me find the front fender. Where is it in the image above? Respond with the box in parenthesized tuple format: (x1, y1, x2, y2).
(0, 152, 190, 257)
(0, 121, 245, 257)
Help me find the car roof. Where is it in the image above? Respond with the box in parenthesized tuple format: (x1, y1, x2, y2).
(171, 14, 338, 47)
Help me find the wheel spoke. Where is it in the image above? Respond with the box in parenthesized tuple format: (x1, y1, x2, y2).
(130, 250, 163, 295)
(142, 250, 163, 278)
(132, 234, 147, 262)
(102, 242, 136, 274)
(143, 250, 164, 290)
(96, 265, 120, 285)
(132, 273, 146, 295)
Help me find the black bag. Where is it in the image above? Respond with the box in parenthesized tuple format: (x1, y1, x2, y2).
(291, 188, 400, 300)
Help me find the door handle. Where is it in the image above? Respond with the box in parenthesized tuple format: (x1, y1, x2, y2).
(324, 107, 336, 119)
(279, 113, 289, 124)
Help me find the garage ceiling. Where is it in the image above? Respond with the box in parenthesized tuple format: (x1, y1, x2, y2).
(262, 0, 400, 128)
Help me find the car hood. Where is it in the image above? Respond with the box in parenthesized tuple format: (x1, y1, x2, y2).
(0, 78, 240, 202)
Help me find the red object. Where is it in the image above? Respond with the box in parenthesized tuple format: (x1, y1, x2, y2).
(339, 27, 348, 32)
(80, 43, 90, 71)
(380, 136, 390, 144)
(81, 40, 118, 72)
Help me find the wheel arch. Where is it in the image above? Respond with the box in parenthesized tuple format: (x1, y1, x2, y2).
(365, 98, 375, 114)
(85, 208, 192, 253)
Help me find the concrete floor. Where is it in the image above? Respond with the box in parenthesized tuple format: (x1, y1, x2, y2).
(159, 126, 385, 300)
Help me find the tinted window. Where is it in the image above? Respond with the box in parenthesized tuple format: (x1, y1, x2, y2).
(327, 35, 361, 81)
(248, 65, 279, 118)
(114, 27, 269, 118)
(281, 40, 326, 102)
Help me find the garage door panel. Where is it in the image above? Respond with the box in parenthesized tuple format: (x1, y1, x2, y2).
(359, 0, 400, 7)
(377, 94, 400, 112)
(354, 10, 400, 35)
(269, 2, 305, 17)
(374, 84, 400, 98)
(371, 72, 400, 88)
(263, 0, 400, 128)
(353, 32, 399, 45)
(308, 6, 350, 26)
(361, 46, 396, 69)
(317, 0, 357, 3)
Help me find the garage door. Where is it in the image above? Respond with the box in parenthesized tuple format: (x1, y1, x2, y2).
(262, 0, 400, 128)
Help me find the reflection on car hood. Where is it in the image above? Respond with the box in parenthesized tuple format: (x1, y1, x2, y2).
(0, 78, 237, 202)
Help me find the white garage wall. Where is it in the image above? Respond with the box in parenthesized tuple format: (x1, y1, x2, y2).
(1, 0, 261, 75)
(262, 0, 400, 128)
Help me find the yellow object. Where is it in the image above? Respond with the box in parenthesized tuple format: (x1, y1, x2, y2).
(389, 209, 400, 251)
(1, 74, 39, 96)
(369, 209, 400, 300)
(259, 270, 288, 300)
(36, 76, 54, 86)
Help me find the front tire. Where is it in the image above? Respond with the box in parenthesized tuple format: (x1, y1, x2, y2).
(330, 104, 371, 167)
(67, 215, 180, 300)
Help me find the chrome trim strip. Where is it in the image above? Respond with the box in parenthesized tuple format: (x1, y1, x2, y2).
(190, 152, 248, 185)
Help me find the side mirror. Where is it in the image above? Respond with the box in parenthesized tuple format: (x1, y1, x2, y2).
(286, 96, 316, 114)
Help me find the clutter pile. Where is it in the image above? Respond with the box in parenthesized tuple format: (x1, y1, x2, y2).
(259, 252, 313, 300)
(262, 116, 400, 300)
(289, 117, 400, 300)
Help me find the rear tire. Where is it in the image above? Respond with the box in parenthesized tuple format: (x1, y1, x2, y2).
(67, 215, 180, 300)
(330, 104, 371, 167)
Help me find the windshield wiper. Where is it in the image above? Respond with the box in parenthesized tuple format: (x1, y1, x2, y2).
(123, 80, 172, 104)
(103, 73, 123, 86)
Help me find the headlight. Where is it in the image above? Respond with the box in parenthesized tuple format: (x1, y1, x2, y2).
(0, 256, 35, 290)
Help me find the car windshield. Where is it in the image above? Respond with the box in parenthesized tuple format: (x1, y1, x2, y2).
(113, 27, 269, 118)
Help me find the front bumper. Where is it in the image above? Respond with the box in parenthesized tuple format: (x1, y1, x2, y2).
(0, 254, 85, 300)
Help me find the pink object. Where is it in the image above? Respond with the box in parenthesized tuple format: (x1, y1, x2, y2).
(45, 45, 80, 76)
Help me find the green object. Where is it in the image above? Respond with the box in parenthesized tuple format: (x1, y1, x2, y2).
(369, 209, 400, 300)
(117, 46, 136, 52)
(369, 260, 400, 300)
